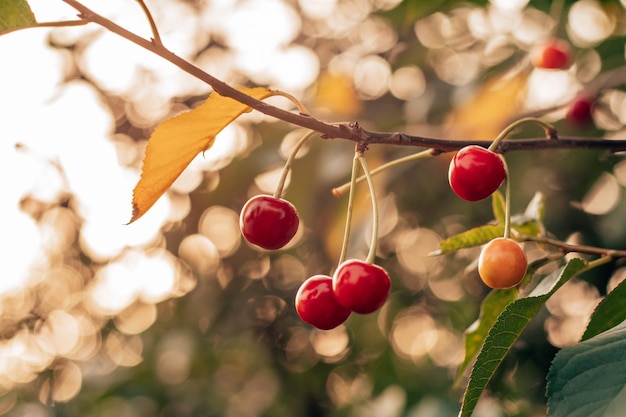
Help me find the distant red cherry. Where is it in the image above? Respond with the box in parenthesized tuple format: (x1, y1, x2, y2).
(531, 39, 573, 70)
(295, 275, 351, 330)
(448, 145, 506, 202)
(566, 94, 594, 127)
(240, 195, 299, 250)
(332, 260, 391, 314)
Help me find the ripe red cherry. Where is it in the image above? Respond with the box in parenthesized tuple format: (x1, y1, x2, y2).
(566, 94, 594, 127)
(240, 195, 299, 250)
(478, 237, 527, 289)
(531, 39, 573, 70)
(332, 260, 391, 314)
(448, 145, 506, 202)
(295, 275, 351, 330)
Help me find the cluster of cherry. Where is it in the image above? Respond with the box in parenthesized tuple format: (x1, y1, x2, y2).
(238, 141, 529, 330)
(239, 195, 391, 330)
(235, 38, 591, 330)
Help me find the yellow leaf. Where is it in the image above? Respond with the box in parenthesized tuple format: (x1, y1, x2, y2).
(129, 87, 276, 223)
(314, 71, 362, 117)
(445, 71, 529, 140)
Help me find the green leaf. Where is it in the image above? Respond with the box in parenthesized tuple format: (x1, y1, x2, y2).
(459, 258, 587, 417)
(455, 257, 554, 385)
(491, 191, 505, 225)
(547, 318, 626, 417)
(0, 0, 36, 33)
(438, 225, 503, 254)
(581, 277, 626, 341)
(510, 213, 541, 237)
(455, 287, 518, 385)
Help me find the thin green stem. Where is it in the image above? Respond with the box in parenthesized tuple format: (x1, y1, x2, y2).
(135, 0, 163, 46)
(338, 149, 361, 266)
(502, 156, 511, 239)
(270, 90, 311, 116)
(488, 117, 557, 152)
(585, 255, 613, 269)
(333, 148, 434, 197)
(358, 154, 379, 265)
(273, 130, 317, 199)
(0, 19, 88, 36)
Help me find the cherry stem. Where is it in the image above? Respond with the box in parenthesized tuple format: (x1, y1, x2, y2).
(358, 153, 379, 265)
(522, 235, 626, 258)
(338, 148, 361, 265)
(0, 19, 89, 36)
(332, 148, 434, 197)
(270, 90, 312, 116)
(502, 156, 512, 240)
(273, 129, 317, 199)
(488, 117, 557, 153)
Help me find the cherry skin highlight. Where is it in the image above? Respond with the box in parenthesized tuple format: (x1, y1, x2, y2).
(332, 259, 391, 314)
(478, 237, 527, 289)
(295, 275, 351, 330)
(531, 39, 573, 70)
(240, 195, 299, 250)
(448, 145, 506, 202)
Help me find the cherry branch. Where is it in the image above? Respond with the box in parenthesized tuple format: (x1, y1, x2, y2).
(61, 0, 626, 154)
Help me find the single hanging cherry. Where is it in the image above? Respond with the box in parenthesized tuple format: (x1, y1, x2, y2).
(448, 145, 506, 202)
(240, 195, 299, 250)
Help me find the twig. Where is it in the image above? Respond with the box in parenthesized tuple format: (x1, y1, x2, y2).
(60, 0, 626, 154)
(523, 234, 626, 258)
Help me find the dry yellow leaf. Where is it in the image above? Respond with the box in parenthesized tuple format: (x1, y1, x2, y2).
(445, 71, 529, 140)
(129, 87, 276, 223)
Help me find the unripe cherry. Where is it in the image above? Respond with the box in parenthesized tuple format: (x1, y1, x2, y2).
(478, 237, 527, 289)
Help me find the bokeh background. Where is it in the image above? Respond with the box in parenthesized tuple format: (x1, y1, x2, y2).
(0, 0, 625, 416)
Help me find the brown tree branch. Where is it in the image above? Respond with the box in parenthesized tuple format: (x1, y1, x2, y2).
(61, 0, 626, 154)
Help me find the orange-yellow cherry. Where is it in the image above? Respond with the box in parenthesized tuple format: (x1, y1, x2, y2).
(478, 237, 527, 289)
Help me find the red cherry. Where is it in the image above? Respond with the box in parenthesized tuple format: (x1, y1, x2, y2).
(295, 275, 351, 330)
(478, 237, 527, 289)
(531, 39, 573, 70)
(448, 145, 506, 202)
(332, 260, 391, 314)
(566, 94, 594, 127)
(240, 195, 299, 250)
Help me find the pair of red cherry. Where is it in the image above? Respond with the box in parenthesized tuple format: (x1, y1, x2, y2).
(294, 260, 391, 330)
(239, 195, 391, 330)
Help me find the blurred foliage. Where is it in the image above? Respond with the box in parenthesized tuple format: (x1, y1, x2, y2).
(0, 0, 625, 416)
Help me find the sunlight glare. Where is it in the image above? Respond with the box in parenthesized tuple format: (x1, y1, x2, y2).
(199, 206, 241, 257)
(568, 1, 616, 47)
